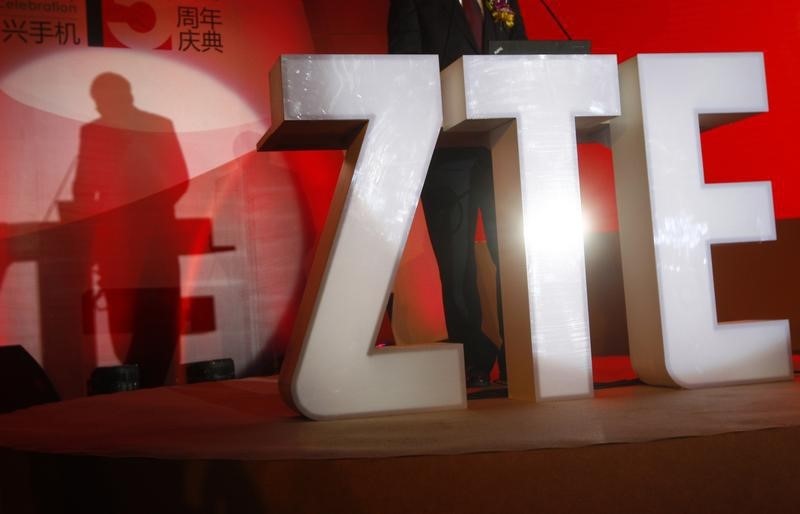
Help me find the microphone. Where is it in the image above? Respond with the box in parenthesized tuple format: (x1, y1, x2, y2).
(537, 0, 573, 40)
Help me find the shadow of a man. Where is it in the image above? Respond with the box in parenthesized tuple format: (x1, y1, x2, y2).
(73, 72, 189, 388)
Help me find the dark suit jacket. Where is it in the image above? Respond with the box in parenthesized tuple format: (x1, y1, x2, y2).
(388, 0, 527, 69)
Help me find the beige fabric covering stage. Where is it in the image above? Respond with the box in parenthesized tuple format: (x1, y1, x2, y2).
(2, 373, 800, 513)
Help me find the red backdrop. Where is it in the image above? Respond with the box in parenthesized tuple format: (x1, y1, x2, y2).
(0, 0, 797, 397)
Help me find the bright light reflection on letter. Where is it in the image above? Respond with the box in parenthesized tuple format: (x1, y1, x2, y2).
(445, 55, 620, 401)
(261, 55, 464, 420)
(610, 53, 791, 387)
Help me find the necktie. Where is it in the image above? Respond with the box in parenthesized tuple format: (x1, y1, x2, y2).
(463, 0, 483, 52)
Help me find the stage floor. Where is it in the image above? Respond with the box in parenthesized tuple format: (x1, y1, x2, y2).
(1, 373, 800, 460)
(3, 370, 800, 513)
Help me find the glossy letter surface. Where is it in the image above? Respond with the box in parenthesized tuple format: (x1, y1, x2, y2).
(446, 55, 620, 401)
(266, 55, 465, 419)
(611, 53, 791, 387)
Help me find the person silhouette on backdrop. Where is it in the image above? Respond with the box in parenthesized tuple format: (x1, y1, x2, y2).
(389, 0, 527, 387)
(73, 72, 189, 388)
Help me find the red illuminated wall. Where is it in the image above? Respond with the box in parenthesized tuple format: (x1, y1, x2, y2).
(0, 0, 797, 399)
(0, 1, 332, 396)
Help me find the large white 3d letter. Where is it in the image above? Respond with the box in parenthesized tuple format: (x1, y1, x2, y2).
(259, 56, 465, 419)
(610, 53, 792, 387)
(442, 55, 620, 401)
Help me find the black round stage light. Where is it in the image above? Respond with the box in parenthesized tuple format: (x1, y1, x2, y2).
(88, 364, 140, 395)
(184, 358, 235, 384)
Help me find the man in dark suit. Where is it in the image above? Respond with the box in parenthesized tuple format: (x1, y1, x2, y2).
(388, 0, 527, 386)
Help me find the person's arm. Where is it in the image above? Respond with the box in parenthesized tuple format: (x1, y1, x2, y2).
(388, 0, 422, 54)
(72, 124, 102, 214)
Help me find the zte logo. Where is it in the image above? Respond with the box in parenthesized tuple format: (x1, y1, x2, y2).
(86, 0, 172, 49)
(260, 53, 792, 421)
